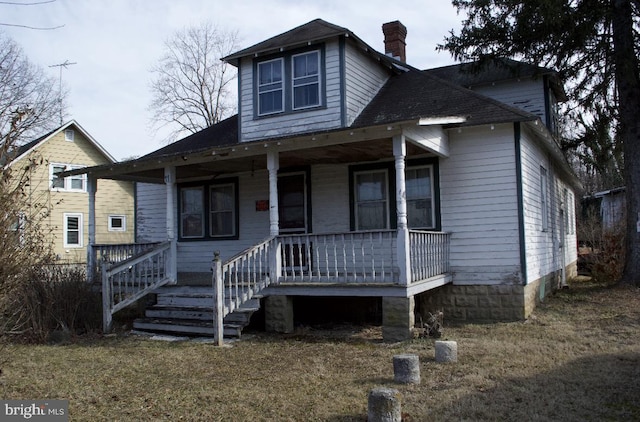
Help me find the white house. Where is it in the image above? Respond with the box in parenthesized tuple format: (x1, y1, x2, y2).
(71, 19, 580, 342)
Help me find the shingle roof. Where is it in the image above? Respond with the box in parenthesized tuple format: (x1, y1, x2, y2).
(353, 68, 536, 128)
(426, 57, 567, 101)
(142, 115, 239, 158)
(224, 19, 353, 65)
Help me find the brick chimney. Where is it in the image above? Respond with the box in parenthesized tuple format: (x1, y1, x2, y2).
(382, 21, 407, 62)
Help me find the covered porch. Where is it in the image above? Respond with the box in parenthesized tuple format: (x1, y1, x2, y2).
(80, 122, 454, 341)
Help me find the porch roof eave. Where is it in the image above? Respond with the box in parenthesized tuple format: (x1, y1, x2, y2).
(60, 118, 450, 183)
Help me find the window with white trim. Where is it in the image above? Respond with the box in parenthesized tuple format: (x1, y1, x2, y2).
(258, 58, 284, 115)
(255, 48, 324, 117)
(540, 166, 549, 231)
(63, 213, 83, 248)
(64, 129, 74, 142)
(108, 215, 126, 232)
(50, 163, 86, 192)
(292, 51, 320, 110)
(354, 169, 389, 231)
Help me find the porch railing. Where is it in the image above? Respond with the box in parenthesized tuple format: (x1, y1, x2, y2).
(91, 242, 160, 282)
(277, 231, 398, 283)
(102, 241, 173, 333)
(212, 236, 276, 345)
(409, 230, 451, 282)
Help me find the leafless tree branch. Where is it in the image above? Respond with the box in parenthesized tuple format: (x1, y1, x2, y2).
(148, 21, 239, 143)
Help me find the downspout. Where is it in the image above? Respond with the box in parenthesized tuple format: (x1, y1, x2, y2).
(514, 122, 528, 285)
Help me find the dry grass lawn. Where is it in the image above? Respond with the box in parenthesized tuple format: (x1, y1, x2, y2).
(1, 277, 639, 421)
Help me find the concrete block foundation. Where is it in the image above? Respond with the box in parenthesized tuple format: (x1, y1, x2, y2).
(382, 296, 415, 342)
(264, 295, 294, 333)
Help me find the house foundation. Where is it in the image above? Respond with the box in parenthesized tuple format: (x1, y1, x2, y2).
(264, 295, 294, 333)
(418, 284, 525, 322)
(418, 261, 578, 322)
(382, 296, 415, 342)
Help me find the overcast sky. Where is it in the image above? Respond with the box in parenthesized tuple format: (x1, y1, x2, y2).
(2, 0, 464, 160)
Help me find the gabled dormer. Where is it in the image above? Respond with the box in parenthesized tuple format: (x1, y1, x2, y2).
(426, 58, 567, 136)
(223, 19, 405, 142)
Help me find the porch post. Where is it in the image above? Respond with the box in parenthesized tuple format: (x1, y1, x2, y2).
(393, 135, 411, 285)
(267, 151, 280, 236)
(165, 166, 178, 284)
(86, 176, 97, 282)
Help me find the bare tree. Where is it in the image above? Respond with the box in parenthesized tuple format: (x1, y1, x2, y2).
(149, 22, 239, 143)
(0, 31, 66, 149)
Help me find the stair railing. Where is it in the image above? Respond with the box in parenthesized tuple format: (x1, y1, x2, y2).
(102, 241, 174, 333)
(211, 236, 277, 345)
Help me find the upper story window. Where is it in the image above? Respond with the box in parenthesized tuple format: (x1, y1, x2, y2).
(292, 51, 320, 110)
(64, 129, 75, 142)
(255, 47, 324, 117)
(258, 58, 284, 115)
(50, 163, 86, 192)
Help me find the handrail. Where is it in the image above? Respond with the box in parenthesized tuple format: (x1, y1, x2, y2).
(211, 236, 276, 345)
(102, 241, 174, 333)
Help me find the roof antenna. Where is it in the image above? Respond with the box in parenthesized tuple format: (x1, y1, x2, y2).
(49, 59, 77, 125)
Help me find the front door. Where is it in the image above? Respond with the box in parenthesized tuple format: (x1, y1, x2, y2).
(278, 172, 310, 271)
(278, 172, 308, 234)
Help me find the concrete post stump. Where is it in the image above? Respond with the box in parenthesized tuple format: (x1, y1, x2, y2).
(368, 387, 401, 422)
(393, 354, 420, 384)
(435, 340, 458, 363)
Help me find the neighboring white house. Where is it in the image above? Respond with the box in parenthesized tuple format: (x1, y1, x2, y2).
(72, 19, 580, 341)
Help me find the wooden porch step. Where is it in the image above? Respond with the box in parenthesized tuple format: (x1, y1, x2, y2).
(132, 318, 243, 338)
(133, 285, 263, 338)
(145, 305, 259, 325)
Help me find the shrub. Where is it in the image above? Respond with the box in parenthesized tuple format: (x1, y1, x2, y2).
(578, 208, 625, 283)
(1, 265, 101, 343)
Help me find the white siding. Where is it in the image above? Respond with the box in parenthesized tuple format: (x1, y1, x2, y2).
(344, 43, 389, 126)
(175, 171, 271, 273)
(239, 40, 343, 142)
(136, 183, 167, 243)
(176, 166, 353, 273)
(520, 127, 578, 284)
(474, 79, 547, 122)
(440, 124, 522, 285)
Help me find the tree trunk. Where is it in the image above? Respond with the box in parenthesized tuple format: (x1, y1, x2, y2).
(612, 0, 640, 285)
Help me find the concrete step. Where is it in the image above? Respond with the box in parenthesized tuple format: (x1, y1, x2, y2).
(132, 318, 243, 338)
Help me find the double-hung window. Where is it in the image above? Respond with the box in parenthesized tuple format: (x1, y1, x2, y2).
(406, 166, 435, 229)
(50, 163, 86, 192)
(354, 170, 389, 231)
(256, 48, 323, 116)
(351, 160, 439, 232)
(179, 179, 238, 240)
(209, 183, 236, 237)
(64, 213, 83, 248)
(292, 51, 320, 110)
(258, 58, 284, 115)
